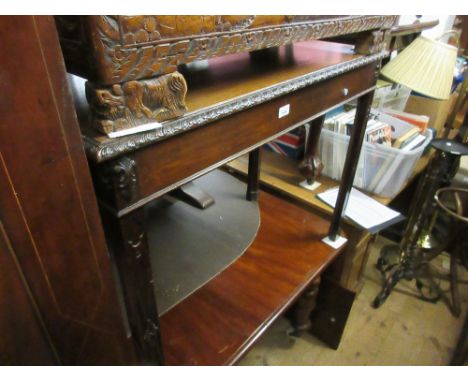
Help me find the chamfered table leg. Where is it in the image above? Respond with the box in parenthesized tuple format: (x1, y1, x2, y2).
(95, 155, 165, 365)
(102, 207, 165, 365)
(246, 148, 262, 201)
(328, 90, 375, 241)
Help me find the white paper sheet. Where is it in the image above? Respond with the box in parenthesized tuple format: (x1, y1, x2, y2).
(317, 187, 402, 230)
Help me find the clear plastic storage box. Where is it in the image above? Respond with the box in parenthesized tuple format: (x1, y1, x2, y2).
(319, 128, 432, 198)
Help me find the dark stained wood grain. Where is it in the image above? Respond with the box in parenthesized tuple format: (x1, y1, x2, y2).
(181, 41, 362, 113)
(0, 16, 136, 365)
(159, 191, 343, 365)
(0, 222, 56, 365)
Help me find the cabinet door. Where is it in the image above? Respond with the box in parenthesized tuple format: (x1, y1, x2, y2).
(0, 16, 137, 365)
(0, 223, 56, 365)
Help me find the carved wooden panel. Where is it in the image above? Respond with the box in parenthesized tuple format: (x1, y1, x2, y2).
(86, 71, 188, 134)
(56, 15, 397, 84)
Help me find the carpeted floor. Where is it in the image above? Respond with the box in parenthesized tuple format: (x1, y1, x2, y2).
(239, 236, 468, 365)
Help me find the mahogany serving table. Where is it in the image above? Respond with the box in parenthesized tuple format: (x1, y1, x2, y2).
(62, 16, 395, 365)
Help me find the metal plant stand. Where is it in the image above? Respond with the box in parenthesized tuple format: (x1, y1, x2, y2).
(373, 139, 468, 315)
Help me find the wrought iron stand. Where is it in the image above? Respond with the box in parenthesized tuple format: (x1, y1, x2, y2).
(373, 138, 468, 315)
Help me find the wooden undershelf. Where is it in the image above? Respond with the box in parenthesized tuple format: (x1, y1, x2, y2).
(226, 148, 433, 217)
(159, 190, 343, 365)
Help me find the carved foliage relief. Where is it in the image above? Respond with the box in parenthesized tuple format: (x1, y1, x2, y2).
(85, 15, 397, 84)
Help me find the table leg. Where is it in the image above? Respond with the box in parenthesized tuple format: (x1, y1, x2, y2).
(299, 115, 326, 185)
(328, 90, 374, 241)
(288, 277, 321, 335)
(95, 156, 164, 364)
(246, 148, 261, 201)
(103, 208, 164, 365)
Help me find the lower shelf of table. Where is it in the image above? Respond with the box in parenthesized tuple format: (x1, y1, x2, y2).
(159, 189, 344, 365)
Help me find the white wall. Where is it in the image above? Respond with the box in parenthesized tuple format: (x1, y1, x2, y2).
(398, 15, 456, 42)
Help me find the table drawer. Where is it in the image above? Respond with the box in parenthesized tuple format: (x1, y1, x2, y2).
(117, 62, 377, 214)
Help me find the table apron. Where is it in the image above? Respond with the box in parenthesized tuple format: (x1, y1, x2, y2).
(112, 63, 377, 216)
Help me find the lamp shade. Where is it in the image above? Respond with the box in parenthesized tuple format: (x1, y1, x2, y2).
(380, 36, 457, 100)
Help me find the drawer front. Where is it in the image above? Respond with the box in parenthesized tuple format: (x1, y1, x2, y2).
(122, 63, 377, 213)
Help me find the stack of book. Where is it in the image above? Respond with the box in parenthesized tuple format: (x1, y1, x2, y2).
(319, 107, 432, 197)
(372, 108, 429, 151)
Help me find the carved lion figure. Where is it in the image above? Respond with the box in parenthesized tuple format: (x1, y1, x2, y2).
(86, 71, 188, 134)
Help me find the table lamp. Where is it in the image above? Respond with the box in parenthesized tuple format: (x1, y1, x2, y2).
(380, 31, 458, 100)
(373, 30, 468, 314)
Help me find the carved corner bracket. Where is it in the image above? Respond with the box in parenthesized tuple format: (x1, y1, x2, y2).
(86, 71, 188, 135)
(94, 156, 140, 213)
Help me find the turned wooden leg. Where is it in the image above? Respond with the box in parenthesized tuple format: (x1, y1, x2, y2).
(299, 116, 326, 185)
(289, 277, 321, 335)
(246, 148, 261, 201)
(328, 90, 375, 241)
(86, 71, 188, 135)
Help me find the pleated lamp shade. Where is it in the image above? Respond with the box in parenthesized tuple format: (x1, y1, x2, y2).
(381, 36, 457, 100)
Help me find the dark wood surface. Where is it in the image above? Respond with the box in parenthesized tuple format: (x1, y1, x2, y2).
(0, 221, 56, 365)
(0, 16, 136, 365)
(159, 190, 343, 365)
(182, 41, 361, 112)
(226, 147, 433, 292)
